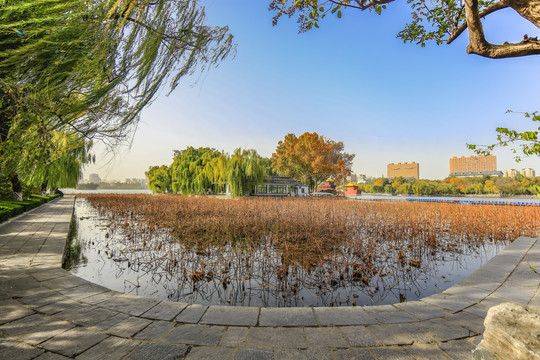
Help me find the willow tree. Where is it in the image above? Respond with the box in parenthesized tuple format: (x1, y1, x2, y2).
(27, 132, 94, 193)
(205, 154, 228, 193)
(1, 120, 93, 198)
(227, 148, 267, 197)
(0, 0, 234, 195)
(159, 147, 266, 196)
(169, 147, 227, 195)
(146, 165, 172, 193)
(1, 0, 234, 140)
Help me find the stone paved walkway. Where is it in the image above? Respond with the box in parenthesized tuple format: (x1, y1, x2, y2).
(0, 196, 538, 359)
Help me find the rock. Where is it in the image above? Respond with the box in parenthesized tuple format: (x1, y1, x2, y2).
(473, 302, 540, 360)
(472, 344, 498, 360)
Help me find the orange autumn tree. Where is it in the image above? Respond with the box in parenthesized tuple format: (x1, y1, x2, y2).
(271, 132, 355, 191)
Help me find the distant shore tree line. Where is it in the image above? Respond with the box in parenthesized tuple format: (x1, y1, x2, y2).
(77, 182, 148, 191)
(357, 175, 540, 197)
(146, 147, 270, 197)
(146, 132, 355, 196)
(148, 135, 540, 198)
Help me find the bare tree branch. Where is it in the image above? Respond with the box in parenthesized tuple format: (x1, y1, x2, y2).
(464, 0, 540, 57)
(468, 38, 540, 57)
(328, 0, 394, 11)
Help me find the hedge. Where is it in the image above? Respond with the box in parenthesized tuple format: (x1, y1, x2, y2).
(0, 194, 63, 222)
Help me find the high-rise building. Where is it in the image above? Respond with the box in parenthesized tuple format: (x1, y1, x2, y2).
(346, 173, 369, 183)
(387, 162, 419, 179)
(449, 155, 501, 176)
(520, 168, 536, 177)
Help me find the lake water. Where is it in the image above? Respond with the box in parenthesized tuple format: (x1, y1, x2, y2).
(60, 188, 152, 194)
(66, 197, 508, 307)
(353, 193, 540, 205)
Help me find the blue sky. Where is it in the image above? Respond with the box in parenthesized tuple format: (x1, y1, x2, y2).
(84, 0, 540, 181)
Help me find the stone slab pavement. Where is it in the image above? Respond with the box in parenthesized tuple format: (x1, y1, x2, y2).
(0, 196, 538, 359)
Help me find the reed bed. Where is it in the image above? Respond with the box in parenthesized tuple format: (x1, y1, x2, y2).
(76, 194, 539, 306)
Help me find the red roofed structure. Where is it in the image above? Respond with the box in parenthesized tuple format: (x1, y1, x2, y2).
(343, 183, 362, 196)
(318, 179, 336, 191)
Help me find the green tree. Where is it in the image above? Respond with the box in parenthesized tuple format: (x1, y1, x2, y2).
(1, 118, 93, 198)
(530, 184, 540, 198)
(362, 183, 374, 193)
(262, 157, 278, 176)
(435, 182, 458, 195)
(227, 149, 267, 197)
(169, 147, 226, 195)
(205, 153, 229, 193)
(146, 165, 172, 194)
(412, 180, 434, 195)
(397, 183, 412, 195)
(1, 0, 234, 142)
(468, 111, 540, 162)
(24, 131, 93, 192)
(269, 0, 540, 59)
(152, 147, 267, 197)
(464, 182, 485, 194)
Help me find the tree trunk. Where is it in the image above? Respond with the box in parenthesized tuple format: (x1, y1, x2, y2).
(0, 87, 15, 143)
(10, 174, 22, 201)
(41, 181, 48, 196)
(508, 0, 540, 28)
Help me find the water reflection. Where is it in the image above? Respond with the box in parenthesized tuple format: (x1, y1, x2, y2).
(63, 216, 87, 271)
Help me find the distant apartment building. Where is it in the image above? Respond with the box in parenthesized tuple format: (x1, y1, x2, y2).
(387, 162, 419, 180)
(449, 155, 502, 177)
(346, 173, 369, 183)
(520, 168, 536, 177)
(88, 173, 102, 183)
(357, 174, 369, 183)
(505, 169, 519, 177)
